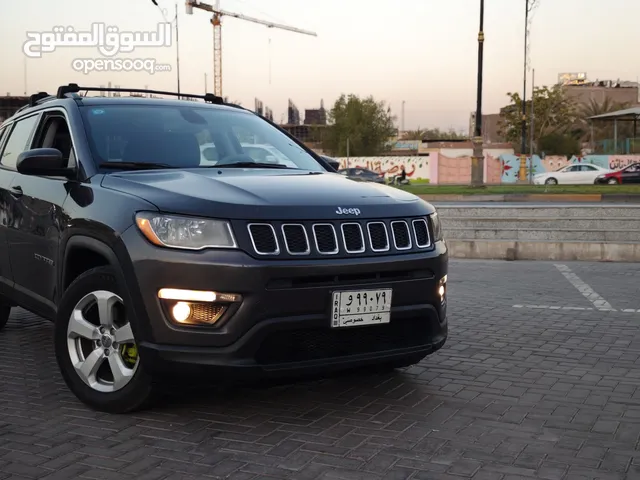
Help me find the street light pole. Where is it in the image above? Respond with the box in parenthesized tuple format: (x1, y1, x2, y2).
(518, 0, 529, 181)
(471, 0, 485, 186)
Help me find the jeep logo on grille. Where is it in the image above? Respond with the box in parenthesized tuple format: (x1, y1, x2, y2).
(336, 207, 361, 215)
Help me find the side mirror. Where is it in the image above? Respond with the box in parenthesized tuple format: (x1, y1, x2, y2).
(327, 160, 340, 171)
(16, 148, 75, 177)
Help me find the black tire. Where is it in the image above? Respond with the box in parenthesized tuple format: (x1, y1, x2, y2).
(545, 178, 558, 185)
(607, 178, 619, 185)
(55, 266, 155, 413)
(0, 304, 11, 331)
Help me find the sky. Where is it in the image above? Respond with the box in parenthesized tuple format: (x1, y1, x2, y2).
(0, 0, 638, 132)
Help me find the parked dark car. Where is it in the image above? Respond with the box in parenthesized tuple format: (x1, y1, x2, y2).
(0, 84, 447, 413)
(337, 167, 386, 184)
(595, 163, 640, 184)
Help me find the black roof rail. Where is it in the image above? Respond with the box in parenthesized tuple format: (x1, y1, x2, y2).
(55, 83, 226, 104)
(13, 92, 56, 116)
(29, 92, 52, 106)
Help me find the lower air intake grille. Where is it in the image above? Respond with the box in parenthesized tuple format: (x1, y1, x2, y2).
(255, 318, 431, 365)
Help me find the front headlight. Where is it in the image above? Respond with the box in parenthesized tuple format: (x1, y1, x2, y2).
(429, 212, 443, 242)
(135, 212, 237, 250)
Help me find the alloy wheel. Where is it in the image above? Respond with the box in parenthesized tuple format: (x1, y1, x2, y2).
(66, 290, 139, 393)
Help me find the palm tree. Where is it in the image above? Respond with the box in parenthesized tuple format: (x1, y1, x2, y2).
(578, 98, 632, 150)
(401, 129, 426, 140)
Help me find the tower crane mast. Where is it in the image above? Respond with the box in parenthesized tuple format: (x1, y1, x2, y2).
(185, 0, 317, 97)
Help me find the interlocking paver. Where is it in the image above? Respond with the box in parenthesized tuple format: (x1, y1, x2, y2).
(2, 260, 640, 479)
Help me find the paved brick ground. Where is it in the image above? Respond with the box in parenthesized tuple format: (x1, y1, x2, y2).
(2, 260, 640, 479)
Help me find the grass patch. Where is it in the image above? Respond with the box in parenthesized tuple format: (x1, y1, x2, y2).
(397, 184, 640, 196)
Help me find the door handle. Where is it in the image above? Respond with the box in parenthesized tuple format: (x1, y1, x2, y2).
(9, 186, 23, 198)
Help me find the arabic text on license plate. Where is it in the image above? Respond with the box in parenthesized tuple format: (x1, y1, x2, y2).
(331, 289, 392, 328)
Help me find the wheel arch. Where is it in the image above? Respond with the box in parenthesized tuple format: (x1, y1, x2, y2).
(58, 234, 154, 343)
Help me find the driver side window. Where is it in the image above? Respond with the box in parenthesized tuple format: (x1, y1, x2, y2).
(34, 113, 76, 168)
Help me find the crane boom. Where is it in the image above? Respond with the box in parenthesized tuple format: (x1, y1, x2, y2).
(185, 0, 317, 97)
(213, 8, 317, 36)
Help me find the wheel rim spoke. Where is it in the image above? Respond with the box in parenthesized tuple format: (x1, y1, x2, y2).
(108, 353, 134, 390)
(114, 323, 134, 343)
(77, 348, 106, 385)
(68, 310, 100, 341)
(95, 291, 119, 327)
(67, 289, 139, 394)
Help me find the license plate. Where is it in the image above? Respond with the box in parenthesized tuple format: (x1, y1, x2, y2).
(331, 288, 392, 328)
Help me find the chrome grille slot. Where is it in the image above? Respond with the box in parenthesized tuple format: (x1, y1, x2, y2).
(367, 222, 389, 252)
(281, 224, 310, 255)
(412, 218, 430, 248)
(341, 223, 365, 253)
(313, 224, 339, 254)
(247, 223, 279, 255)
(390, 221, 412, 250)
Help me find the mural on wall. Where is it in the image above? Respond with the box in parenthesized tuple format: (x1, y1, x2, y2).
(336, 157, 431, 180)
(497, 154, 640, 183)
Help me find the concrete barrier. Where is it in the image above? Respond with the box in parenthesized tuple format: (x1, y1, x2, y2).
(437, 204, 640, 262)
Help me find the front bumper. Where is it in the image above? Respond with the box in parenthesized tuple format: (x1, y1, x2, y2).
(119, 226, 448, 377)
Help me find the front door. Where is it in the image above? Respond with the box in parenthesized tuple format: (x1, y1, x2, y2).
(6, 111, 73, 314)
(0, 124, 20, 296)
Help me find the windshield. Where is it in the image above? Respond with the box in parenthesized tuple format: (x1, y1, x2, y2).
(79, 104, 325, 172)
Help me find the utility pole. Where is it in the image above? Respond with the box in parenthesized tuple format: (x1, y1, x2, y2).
(471, 0, 485, 186)
(529, 68, 535, 183)
(175, 3, 181, 97)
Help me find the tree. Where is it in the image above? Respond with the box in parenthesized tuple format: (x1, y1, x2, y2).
(402, 127, 466, 141)
(323, 94, 397, 156)
(538, 133, 581, 156)
(576, 97, 632, 151)
(499, 84, 577, 153)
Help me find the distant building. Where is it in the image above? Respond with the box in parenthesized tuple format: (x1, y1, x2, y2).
(562, 79, 639, 107)
(468, 112, 507, 145)
(287, 99, 301, 125)
(304, 99, 327, 125)
(0, 96, 29, 123)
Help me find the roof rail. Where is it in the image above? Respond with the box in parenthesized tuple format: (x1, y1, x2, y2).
(13, 92, 56, 116)
(56, 83, 225, 104)
(29, 92, 52, 106)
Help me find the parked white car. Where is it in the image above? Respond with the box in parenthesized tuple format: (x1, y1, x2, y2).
(533, 163, 611, 185)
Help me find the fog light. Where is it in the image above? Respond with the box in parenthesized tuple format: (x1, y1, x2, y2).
(172, 301, 192, 323)
(438, 275, 447, 303)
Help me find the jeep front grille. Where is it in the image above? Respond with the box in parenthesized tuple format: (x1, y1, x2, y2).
(245, 217, 433, 258)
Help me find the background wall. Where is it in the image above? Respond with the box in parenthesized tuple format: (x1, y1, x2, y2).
(335, 154, 640, 185)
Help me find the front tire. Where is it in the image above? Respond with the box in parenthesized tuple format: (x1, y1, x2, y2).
(607, 178, 619, 185)
(545, 178, 558, 185)
(55, 266, 155, 413)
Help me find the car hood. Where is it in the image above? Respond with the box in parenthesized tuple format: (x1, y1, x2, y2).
(101, 169, 433, 220)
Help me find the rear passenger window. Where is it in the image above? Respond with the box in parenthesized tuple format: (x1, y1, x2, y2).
(0, 115, 39, 170)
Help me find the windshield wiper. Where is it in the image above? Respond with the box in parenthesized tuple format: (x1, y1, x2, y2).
(99, 162, 174, 170)
(214, 162, 292, 169)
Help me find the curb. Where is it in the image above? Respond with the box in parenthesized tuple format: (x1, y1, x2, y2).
(446, 239, 640, 262)
(417, 194, 628, 202)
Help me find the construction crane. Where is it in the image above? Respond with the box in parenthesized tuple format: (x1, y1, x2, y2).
(185, 0, 317, 97)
